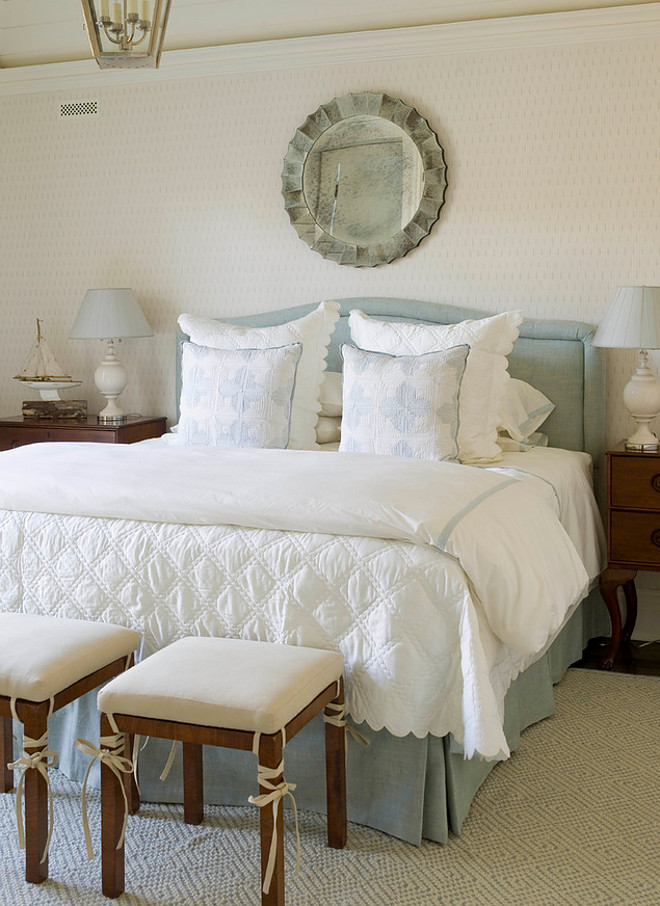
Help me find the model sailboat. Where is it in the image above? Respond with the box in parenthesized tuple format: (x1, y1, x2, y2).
(14, 319, 81, 401)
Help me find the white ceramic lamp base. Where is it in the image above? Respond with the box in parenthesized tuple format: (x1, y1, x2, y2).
(95, 339, 128, 423)
(623, 350, 660, 451)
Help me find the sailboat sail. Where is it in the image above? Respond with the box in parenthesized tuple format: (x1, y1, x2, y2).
(14, 320, 74, 383)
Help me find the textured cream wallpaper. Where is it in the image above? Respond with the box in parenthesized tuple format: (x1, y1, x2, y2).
(0, 37, 658, 433)
(1, 35, 660, 634)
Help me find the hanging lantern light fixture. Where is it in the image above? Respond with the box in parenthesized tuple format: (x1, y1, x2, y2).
(80, 0, 173, 69)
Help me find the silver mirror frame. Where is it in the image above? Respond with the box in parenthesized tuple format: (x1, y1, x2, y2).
(282, 92, 447, 267)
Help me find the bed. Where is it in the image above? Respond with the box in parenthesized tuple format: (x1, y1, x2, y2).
(0, 297, 608, 845)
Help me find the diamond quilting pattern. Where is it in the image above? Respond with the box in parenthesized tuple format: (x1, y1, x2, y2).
(0, 508, 500, 748)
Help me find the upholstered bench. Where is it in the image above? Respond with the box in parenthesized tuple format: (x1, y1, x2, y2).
(94, 637, 347, 905)
(0, 612, 140, 883)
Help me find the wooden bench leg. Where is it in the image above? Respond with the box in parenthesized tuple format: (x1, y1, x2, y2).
(324, 682, 347, 850)
(122, 656, 140, 816)
(122, 733, 140, 816)
(259, 733, 285, 906)
(22, 703, 49, 884)
(101, 714, 126, 899)
(183, 742, 204, 825)
(1, 715, 13, 793)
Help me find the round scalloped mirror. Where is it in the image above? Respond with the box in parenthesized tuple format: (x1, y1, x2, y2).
(282, 92, 447, 267)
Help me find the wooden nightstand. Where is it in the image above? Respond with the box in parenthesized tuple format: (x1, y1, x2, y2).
(0, 415, 167, 451)
(600, 442, 660, 668)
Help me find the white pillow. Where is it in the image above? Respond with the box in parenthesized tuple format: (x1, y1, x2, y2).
(339, 344, 469, 461)
(318, 371, 343, 417)
(179, 301, 340, 450)
(349, 309, 522, 356)
(177, 342, 302, 448)
(316, 416, 341, 445)
(497, 431, 549, 452)
(348, 310, 523, 463)
(498, 378, 554, 443)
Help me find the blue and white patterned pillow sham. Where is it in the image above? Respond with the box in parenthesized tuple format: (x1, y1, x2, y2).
(338, 344, 469, 460)
(178, 342, 302, 448)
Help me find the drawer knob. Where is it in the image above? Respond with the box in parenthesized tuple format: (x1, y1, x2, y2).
(652, 474, 660, 493)
(651, 530, 660, 548)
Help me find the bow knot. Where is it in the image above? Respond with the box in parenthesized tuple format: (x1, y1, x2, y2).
(7, 732, 58, 864)
(248, 760, 301, 894)
(75, 735, 133, 860)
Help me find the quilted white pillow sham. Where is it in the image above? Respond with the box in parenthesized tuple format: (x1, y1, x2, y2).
(179, 301, 340, 450)
(339, 344, 469, 460)
(178, 342, 302, 448)
(348, 309, 523, 463)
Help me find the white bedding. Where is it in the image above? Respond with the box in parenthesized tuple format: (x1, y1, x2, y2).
(482, 446, 604, 582)
(0, 443, 604, 761)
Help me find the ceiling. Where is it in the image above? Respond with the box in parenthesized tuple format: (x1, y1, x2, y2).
(0, 0, 657, 69)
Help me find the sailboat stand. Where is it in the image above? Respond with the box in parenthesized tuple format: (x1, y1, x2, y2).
(14, 319, 82, 402)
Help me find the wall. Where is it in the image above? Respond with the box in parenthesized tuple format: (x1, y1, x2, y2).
(1, 34, 659, 633)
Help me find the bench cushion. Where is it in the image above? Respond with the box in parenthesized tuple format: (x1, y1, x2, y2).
(0, 613, 140, 703)
(98, 637, 344, 735)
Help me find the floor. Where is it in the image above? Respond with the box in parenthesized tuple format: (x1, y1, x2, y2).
(573, 637, 660, 676)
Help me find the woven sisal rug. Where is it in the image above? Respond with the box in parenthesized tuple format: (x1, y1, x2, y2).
(1, 669, 658, 905)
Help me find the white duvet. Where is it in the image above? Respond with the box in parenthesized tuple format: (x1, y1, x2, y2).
(0, 443, 603, 760)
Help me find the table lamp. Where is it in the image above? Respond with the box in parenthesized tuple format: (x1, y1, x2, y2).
(70, 288, 153, 423)
(593, 286, 660, 451)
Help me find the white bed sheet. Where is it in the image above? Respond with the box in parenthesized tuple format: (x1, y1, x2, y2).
(483, 446, 604, 582)
(0, 442, 604, 761)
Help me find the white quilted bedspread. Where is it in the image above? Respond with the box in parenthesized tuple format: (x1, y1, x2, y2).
(0, 443, 601, 760)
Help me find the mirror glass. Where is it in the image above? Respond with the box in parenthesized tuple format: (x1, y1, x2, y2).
(282, 93, 447, 267)
(302, 116, 424, 246)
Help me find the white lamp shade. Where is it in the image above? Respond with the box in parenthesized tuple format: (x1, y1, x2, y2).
(70, 288, 153, 340)
(593, 286, 660, 349)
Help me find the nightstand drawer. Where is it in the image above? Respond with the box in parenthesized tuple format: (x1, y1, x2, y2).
(0, 426, 115, 449)
(609, 510, 660, 566)
(610, 455, 660, 508)
(0, 427, 70, 449)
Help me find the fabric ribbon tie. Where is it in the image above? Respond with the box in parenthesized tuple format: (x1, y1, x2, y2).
(75, 735, 133, 860)
(323, 701, 370, 746)
(248, 760, 301, 894)
(159, 739, 178, 782)
(7, 731, 58, 864)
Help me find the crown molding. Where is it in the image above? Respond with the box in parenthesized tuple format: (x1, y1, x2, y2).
(1, 3, 660, 97)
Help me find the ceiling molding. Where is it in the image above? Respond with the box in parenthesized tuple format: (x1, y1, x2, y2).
(1, 3, 660, 97)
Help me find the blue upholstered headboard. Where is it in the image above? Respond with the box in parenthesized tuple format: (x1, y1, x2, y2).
(176, 297, 605, 470)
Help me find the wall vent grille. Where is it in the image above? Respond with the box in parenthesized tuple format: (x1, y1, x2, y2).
(60, 101, 98, 117)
